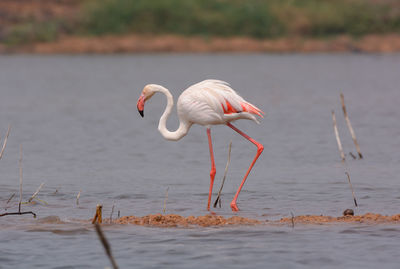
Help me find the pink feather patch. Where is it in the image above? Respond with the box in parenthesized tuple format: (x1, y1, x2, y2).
(241, 102, 264, 117)
(221, 100, 239, 114)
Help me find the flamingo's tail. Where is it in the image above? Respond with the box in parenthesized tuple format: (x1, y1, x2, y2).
(241, 102, 265, 118)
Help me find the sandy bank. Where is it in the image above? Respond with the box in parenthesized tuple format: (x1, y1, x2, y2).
(279, 213, 400, 225)
(2, 34, 400, 54)
(111, 213, 400, 227)
(114, 214, 261, 227)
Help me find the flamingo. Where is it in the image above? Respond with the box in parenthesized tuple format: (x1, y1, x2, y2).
(137, 79, 264, 211)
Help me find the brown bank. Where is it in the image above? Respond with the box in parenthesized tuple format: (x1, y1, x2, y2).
(110, 213, 400, 227)
(2, 34, 400, 54)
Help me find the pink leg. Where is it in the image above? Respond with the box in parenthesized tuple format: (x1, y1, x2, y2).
(227, 122, 264, 211)
(206, 128, 216, 211)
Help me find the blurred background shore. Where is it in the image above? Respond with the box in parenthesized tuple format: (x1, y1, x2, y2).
(1, 0, 400, 53)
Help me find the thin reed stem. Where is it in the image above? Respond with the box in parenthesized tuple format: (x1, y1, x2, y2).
(92, 204, 103, 224)
(76, 190, 81, 205)
(214, 141, 232, 208)
(345, 171, 358, 207)
(332, 111, 358, 207)
(332, 110, 345, 162)
(110, 202, 115, 223)
(340, 93, 363, 159)
(163, 186, 169, 214)
(0, 125, 11, 160)
(28, 183, 45, 203)
(94, 223, 119, 269)
(18, 145, 23, 213)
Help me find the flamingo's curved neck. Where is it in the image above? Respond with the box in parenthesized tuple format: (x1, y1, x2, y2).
(154, 85, 191, 141)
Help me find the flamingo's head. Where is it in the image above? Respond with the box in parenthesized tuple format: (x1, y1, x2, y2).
(137, 85, 156, 117)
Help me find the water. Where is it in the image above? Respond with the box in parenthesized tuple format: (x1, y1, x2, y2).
(0, 54, 400, 268)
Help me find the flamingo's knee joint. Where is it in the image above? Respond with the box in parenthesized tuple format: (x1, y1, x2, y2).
(210, 168, 216, 178)
(257, 144, 264, 155)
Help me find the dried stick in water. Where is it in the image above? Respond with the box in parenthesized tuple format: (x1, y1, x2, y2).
(0, 144, 36, 218)
(28, 183, 45, 203)
(94, 223, 119, 269)
(19, 145, 23, 213)
(0, 211, 36, 217)
(214, 141, 232, 208)
(4, 193, 15, 210)
(92, 204, 103, 224)
(290, 212, 295, 228)
(332, 111, 345, 162)
(0, 125, 11, 160)
(332, 111, 358, 207)
(110, 202, 115, 223)
(340, 93, 363, 159)
(76, 190, 81, 205)
(163, 186, 169, 214)
(345, 172, 358, 207)
(349, 152, 357, 160)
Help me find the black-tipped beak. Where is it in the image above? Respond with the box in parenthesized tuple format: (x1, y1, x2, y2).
(137, 93, 145, 118)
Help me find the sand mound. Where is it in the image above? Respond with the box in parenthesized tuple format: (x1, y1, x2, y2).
(114, 214, 260, 227)
(110, 213, 400, 227)
(280, 213, 400, 225)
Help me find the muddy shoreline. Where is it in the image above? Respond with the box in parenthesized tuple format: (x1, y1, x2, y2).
(2, 34, 400, 54)
(110, 213, 400, 228)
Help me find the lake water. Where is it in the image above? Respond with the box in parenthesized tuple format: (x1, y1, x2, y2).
(0, 54, 400, 268)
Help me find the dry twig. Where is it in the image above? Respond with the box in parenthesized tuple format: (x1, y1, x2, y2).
(331, 111, 358, 207)
(110, 202, 115, 223)
(163, 186, 169, 214)
(94, 223, 119, 269)
(340, 93, 363, 159)
(0, 211, 36, 217)
(332, 111, 345, 162)
(28, 182, 45, 203)
(92, 204, 103, 224)
(4, 193, 15, 210)
(18, 145, 23, 212)
(213, 141, 232, 208)
(76, 190, 81, 205)
(0, 144, 37, 218)
(290, 212, 295, 228)
(345, 172, 358, 207)
(0, 125, 11, 160)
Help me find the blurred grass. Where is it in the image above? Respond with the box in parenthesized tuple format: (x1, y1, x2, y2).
(81, 0, 400, 38)
(2, 0, 400, 47)
(273, 0, 400, 36)
(4, 22, 60, 46)
(81, 0, 284, 38)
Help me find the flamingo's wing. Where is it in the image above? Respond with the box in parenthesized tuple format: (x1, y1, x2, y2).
(178, 80, 264, 125)
(192, 80, 264, 117)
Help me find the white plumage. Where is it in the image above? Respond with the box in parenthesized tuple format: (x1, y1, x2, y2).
(177, 79, 263, 126)
(137, 79, 264, 211)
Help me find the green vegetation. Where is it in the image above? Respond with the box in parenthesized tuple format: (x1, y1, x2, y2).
(2, 0, 400, 47)
(81, 0, 400, 38)
(82, 0, 283, 38)
(4, 21, 61, 46)
(274, 0, 400, 36)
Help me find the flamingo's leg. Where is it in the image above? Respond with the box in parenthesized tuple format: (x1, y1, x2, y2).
(227, 122, 264, 211)
(206, 128, 216, 211)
